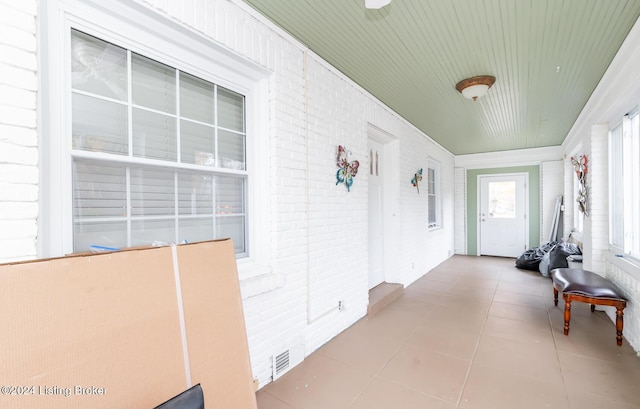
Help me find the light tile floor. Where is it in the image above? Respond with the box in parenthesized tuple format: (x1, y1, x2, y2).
(256, 255, 640, 409)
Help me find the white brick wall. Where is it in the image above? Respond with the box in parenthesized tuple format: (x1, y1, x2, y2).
(138, 0, 455, 387)
(588, 124, 609, 274)
(0, 0, 38, 262)
(541, 160, 563, 243)
(604, 254, 640, 353)
(454, 167, 467, 254)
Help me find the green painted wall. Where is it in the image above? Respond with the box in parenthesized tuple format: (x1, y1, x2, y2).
(466, 166, 540, 256)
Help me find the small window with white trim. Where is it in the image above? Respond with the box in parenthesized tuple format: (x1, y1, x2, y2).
(427, 159, 442, 229)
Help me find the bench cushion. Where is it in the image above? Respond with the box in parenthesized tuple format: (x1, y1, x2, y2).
(550, 268, 626, 300)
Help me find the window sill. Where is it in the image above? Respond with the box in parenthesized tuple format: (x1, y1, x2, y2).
(237, 261, 284, 300)
(604, 251, 640, 281)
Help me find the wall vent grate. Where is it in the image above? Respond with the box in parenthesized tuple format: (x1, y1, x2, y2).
(273, 350, 290, 380)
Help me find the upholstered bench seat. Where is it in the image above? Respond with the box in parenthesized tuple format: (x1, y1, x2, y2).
(550, 268, 627, 346)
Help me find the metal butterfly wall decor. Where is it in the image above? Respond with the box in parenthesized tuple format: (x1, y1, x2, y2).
(571, 154, 588, 216)
(411, 168, 423, 193)
(336, 145, 360, 192)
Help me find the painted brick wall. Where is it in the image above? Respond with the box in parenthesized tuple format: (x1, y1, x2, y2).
(138, 0, 456, 387)
(588, 124, 609, 274)
(454, 167, 467, 254)
(6, 0, 457, 389)
(604, 256, 640, 352)
(0, 0, 38, 262)
(541, 160, 563, 243)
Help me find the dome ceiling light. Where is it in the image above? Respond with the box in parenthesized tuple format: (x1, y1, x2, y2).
(455, 75, 496, 101)
(365, 0, 391, 10)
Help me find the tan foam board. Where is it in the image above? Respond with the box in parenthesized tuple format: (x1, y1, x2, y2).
(0, 240, 257, 409)
(176, 240, 257, 409)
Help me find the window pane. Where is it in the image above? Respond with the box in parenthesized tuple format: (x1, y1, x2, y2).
(131, 219, 175, 246)
(217, 216, 245, 254)
(71, 30, 127, 101)
(217, 176, 245, 215)
(218, 87, 244, 132)
(219, 129, 245, 170)
(427, 168, 435, 194)
(132, 108, 177, 161)
(610, 123, 624, 247)
(72, 93, 128, 155)
(179, 217, 214, 243)
(488, 181, 516, 218)
(130, 168, 175, 216)
(428, 195, 436, 224)
(631, 114, 640, 257)
(73, 221, 127, 253)
(132, 53, 176, 113)
(180, 120, 215, 166)
(73, 160, 126, 218)
(180, 73, 214, 124)
(178, 172, 213, 215)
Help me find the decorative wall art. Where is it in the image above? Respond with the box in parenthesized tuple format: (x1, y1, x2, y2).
(411, 168, 423, 193)
(571, 154, 588, 216)
(336, 145, 360, 192)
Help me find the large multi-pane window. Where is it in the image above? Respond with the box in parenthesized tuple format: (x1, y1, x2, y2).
(71, 30, 247, 255)
(610, 109, 640, 260)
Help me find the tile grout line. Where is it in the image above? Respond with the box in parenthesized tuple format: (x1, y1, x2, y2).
(344, 297, 434, 409)
(545, 286, 573, 409)
(453, 268, 501, 409)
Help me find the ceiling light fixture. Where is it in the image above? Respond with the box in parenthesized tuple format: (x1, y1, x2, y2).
(365, 0, 391, 9)
(455, 75, 496, 101)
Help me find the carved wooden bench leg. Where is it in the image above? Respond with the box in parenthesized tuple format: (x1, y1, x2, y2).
(616, 304, 625, 346)
(553, 288, 559, 306)
(563, 295, 572, 335)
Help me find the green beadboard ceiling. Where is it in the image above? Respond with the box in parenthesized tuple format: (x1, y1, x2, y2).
(241, 0, 640, 155)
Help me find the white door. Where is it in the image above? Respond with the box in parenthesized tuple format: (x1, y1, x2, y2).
(368, 140, 384, 289)
(479, 174, 527, 258)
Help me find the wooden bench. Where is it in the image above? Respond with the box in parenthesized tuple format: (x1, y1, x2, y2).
(550, 268, 627, 346)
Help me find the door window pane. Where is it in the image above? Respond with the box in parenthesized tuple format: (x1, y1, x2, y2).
(488, 181, 516, 218)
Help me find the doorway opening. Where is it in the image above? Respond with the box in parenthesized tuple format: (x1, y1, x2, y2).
(478, 173, 528, 258)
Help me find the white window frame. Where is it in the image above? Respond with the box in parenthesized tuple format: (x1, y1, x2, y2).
(427, 158, 442, 229)
(609, 107, 640, 262)
(39, 0, 271, 278)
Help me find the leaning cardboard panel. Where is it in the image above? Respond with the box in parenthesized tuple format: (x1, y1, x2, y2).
(0, 246, 187, 408)
(175, 239, 257, 409)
